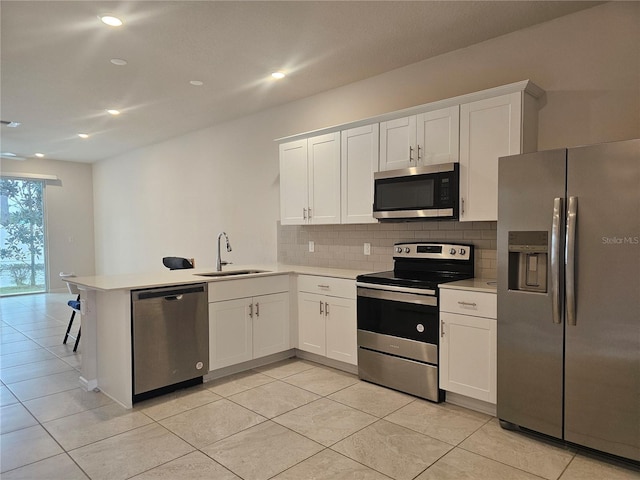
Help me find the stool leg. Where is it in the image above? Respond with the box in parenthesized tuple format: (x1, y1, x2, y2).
(63, 310, 76, 344)
(73, 327, 81, 352)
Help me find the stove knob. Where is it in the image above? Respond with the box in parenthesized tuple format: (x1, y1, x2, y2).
(449, 248, 456, 255)
(460, 248, 466, 255)
(396, 247, 403, 254)
(404, 247, 411, 253)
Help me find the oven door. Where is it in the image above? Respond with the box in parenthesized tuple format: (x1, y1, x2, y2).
(356, 286, 438, 364)
(356, 284, 443, 402)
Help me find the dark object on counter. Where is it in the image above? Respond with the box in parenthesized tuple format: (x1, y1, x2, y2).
(162, 257, 194, 270)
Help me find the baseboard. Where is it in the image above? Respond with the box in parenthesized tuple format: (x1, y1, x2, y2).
(294, 349, 358, 375)
(79, 376, 98, 392)
(204, 350, 296, 381)
(203, 348, 358, 383)
(445, 391, 496, 416)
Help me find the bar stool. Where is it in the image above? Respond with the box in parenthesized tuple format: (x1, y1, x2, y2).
(61, 273, 81, 352)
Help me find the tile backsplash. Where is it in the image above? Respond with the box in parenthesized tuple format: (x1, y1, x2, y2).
(277, 221, 497, 279)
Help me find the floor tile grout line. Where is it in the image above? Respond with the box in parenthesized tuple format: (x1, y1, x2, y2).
(454, 442, 569, 480)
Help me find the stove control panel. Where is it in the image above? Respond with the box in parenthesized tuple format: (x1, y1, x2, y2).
(393, 242, 473, 261)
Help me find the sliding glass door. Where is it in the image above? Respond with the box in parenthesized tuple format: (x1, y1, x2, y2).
(0, 178, 47, 295)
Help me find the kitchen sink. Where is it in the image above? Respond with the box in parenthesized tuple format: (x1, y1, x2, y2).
(195, 269, 270, 277)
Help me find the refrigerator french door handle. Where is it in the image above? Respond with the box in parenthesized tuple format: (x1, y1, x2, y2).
(566, 196, 578, 326)
(551, 197, 563, 324)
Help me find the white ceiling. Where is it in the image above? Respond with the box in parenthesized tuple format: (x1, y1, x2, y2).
(1, 1, 599, 163)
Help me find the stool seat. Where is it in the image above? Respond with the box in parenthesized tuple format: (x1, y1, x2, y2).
(68, 300, 81, 310)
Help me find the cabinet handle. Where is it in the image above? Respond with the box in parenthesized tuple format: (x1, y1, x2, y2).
(303, 208, 307, 220)
(461, 197, 465, 216)
(320, 301, 324, 315)
(441, 320, 445, 337)
(249, 303, 254, 318)
(325, 302, 329, 316)
(255, 302, 260, 318)
(317, 284, 330, 289)
(458, 301, 477, 307)
(409, 145, 414, 162)
(308, 207, 312, 219)
(417, 144, 422, 161)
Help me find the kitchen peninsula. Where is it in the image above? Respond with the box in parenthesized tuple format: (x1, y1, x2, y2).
(64, 264, 364, 408)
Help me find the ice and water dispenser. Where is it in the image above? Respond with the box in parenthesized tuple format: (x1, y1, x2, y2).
(508, 231, 548, 293)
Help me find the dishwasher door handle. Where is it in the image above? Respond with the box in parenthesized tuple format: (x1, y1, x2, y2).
(164, 294, 183, 301)
(133, 284, 205, 301)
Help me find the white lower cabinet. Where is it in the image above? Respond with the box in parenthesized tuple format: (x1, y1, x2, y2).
(297, 275, 357, 365)
(439, 288, 497, 403)
(208, 276, 289, 370)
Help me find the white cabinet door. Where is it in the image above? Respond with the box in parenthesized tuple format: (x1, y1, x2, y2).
(341, 124, 379, 224)
(417, 106, 459, 165)
(325, 296, 357, 365)
(459, 92, 522, 221)
(440, 312, 497, 403)
(297, 292, 325, 356)
(252, 292, 290, 359)
(279, 139, 308, 225)
(380, 116, 416, 171)
(308, 132, 341, 224)
(209, 298, 252, 369)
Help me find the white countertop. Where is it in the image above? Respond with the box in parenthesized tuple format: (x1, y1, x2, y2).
(63, 263, 371, 291)
(439, 278, 497, 293)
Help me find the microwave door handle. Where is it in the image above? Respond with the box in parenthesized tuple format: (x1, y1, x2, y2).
(551, 197, 563, 325)
(566, 196, 578, 326)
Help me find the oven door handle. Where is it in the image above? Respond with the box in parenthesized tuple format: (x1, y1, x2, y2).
(356, 282, 436, 296)
(357, 286, 437, 307)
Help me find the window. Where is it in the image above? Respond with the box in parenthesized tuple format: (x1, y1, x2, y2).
(0, 178, 47, 295)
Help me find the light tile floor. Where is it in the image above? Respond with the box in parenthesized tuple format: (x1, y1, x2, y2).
(1, 293, 639, 480)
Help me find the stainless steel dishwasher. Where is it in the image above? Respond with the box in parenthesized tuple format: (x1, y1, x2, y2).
(131, 283, 208, 402)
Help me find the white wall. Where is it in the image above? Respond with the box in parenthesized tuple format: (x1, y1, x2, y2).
(0, 157, 95, 291)
(94, 2, 639, 275)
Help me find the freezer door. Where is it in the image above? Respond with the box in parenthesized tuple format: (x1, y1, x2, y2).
(565, 139, 640, 461)
(497, 149, 566, 439)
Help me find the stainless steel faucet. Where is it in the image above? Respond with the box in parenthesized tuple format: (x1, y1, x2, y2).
(216, 232, 232, 271)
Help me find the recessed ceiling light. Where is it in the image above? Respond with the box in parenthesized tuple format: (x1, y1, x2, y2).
(1, 152, 25, 160)
(190, 80, 204, 86)
(35, 153, 45, 158)
(271, 71, 286, 79)
(100, 15, 123, 27)
(106, 109, 121, 116)
(110, 58, 128, 66)
(1, 120, 21, 128)
(78, 133, 89, 139)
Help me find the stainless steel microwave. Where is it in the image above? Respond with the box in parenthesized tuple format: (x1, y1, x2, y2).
(373, 163, 459, 220)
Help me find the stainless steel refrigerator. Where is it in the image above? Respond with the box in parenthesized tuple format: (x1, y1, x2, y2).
(497, 138, 639, 462)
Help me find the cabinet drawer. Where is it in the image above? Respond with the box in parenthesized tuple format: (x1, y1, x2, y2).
(297, 275, 356, 299)
(208, 274, 289, 303)
(440, 289, 496, 318)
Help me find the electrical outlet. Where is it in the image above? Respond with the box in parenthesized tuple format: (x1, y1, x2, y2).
(309, 241, 315, 253)
(364, 243, 371, 255)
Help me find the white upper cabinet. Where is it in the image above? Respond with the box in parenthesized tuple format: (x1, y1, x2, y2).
(459, 89, 539, 222)
(279, 132, 340, 225)
(417, 106, 460, 166)
(380, 106, 459, 171)
(279, 139, 308, 225)
(308, 133, 341, 225)
(341, 124, 379, 224)
(379, 116, 416, 171)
